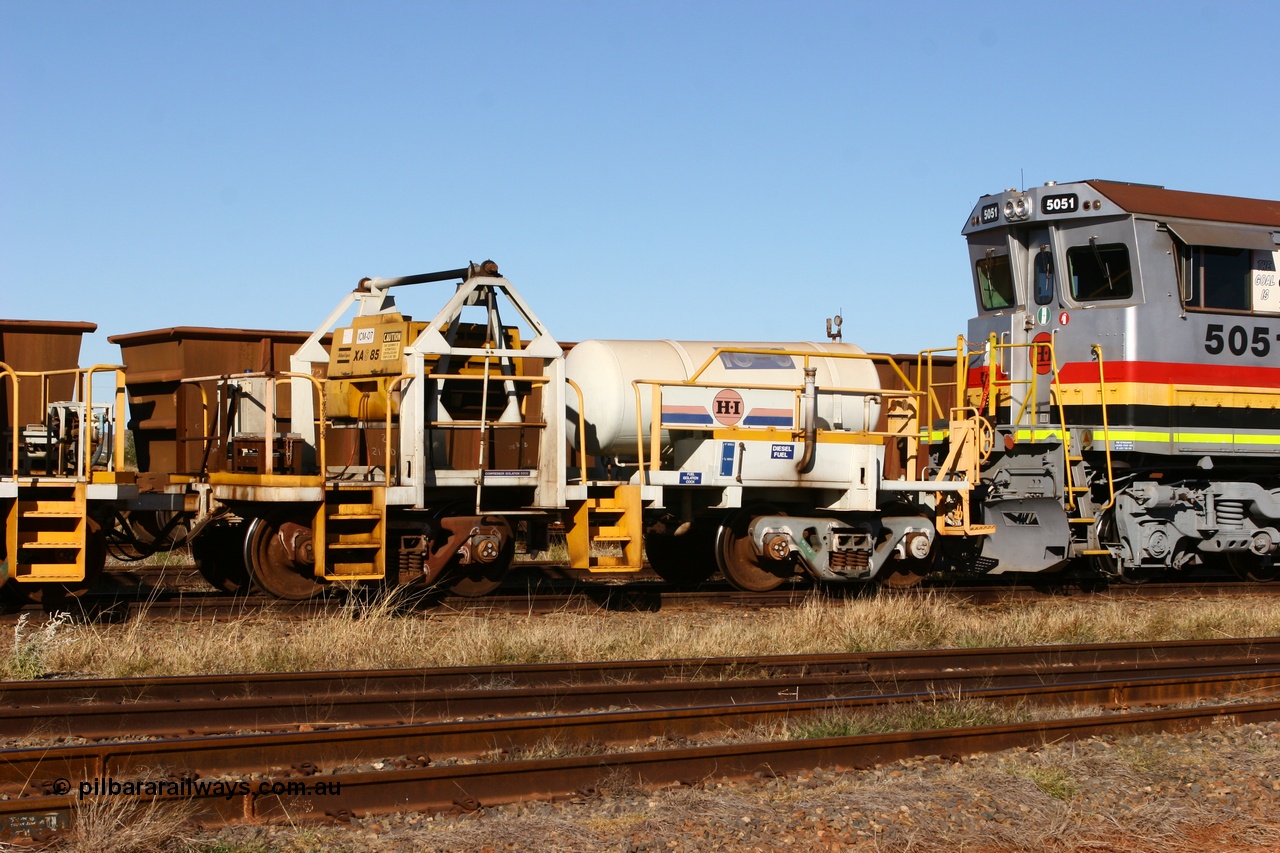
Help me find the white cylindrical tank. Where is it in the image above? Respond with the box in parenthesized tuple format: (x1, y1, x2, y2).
(565, 340, 883, 457)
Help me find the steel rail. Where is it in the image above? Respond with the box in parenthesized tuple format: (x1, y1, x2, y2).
(5, 636, 1280, 710)
(8, 655, 1280, 741)
(2, 680, 1280, 830)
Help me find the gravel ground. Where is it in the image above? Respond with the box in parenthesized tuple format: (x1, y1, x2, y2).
(190, 719, 1280, 853)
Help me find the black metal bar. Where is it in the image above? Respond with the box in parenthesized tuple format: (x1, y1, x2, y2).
(363, 267, 470, 289)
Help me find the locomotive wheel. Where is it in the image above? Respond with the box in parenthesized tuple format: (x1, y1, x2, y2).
(446, 536, 514, 597)
(244, 514, 327, 601)
(715, 507, 794, 593)
(1089, 513, 1142, 582)
(644, 527, 717, 588)
(192, 521, 252, 594)
(1227, 552, 1280, 583)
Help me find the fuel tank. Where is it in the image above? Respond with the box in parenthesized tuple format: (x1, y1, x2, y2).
(565, 340, 882, 457)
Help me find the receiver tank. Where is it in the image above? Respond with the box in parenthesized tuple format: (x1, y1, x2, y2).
(565, 340, 882, 458)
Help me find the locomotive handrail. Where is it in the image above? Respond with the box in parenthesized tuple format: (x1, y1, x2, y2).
(179, 371, 328, 480)
(1091, 344, 1117, 512)
(975, 334, 1067, 434)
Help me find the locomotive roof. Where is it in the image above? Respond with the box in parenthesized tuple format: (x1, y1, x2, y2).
(1085, 180, 1280, 228)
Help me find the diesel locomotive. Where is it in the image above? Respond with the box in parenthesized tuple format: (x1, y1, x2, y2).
(1, 179, 1277, 601)
(962, 180, 1280, 582)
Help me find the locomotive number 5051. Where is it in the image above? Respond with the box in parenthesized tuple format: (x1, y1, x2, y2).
(1204, 323, 1276, 357)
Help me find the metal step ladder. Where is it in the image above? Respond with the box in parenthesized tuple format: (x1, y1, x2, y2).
(13, 482, 88, 582)
(317, 485, 386, 580)
(566, 484, 643, 572)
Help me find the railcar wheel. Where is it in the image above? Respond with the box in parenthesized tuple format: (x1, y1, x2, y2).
(715, 507, 794, 593)
(244, 514, 326, 601)
(192, 521, 251, 594)
(643, 526, 717, 588)
(446, 536, 514, 597)
(1227, 552, 1280, 583)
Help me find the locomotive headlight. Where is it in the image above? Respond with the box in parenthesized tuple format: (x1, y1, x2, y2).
(1003, 197, 1031, 221)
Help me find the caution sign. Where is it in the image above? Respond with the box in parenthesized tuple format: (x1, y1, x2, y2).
(1029, 332, 1054, 375)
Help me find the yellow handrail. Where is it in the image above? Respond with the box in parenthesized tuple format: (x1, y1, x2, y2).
(1091, 344, 1117, 512)
(0, 362, 17, 478)
(180, 371, 328, 478)
(565, 378, 589, 483)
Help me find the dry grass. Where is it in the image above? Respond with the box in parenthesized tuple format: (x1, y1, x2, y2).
(60, 794, 197, 853)
(11, 591, 1280, 679)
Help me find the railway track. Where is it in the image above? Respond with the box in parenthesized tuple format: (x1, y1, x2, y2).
(2, 638, 1280, 836)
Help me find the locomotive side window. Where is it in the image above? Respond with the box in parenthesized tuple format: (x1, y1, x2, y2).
(977, 252, 1015, 310)
(1033, 249, 1054, 305)
(1180, 245, 1251, 312)
(1066, 241, 1132, 301)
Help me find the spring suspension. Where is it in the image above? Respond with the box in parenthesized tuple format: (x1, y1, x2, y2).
(829, 550, 871, 572)
(1216, 499, 1247, 528)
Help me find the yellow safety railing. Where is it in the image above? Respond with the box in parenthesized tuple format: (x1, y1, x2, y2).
(565, 378, 589, 483)
(180, 371, 328, 479)
(6, 365, 129, 480)
(0, 362, 17, 478)
(628, 346, 927, 482)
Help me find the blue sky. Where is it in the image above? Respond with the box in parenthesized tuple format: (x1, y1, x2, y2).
(4, 1, 1279, 368)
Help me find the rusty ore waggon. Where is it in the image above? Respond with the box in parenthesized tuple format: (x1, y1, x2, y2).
(1, 180, 1278, 602)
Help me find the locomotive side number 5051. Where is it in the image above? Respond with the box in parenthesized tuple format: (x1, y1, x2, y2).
(1204, 323, 1275, 357)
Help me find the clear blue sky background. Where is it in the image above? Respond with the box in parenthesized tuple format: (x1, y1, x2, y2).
(4, 1, 1279, 369)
